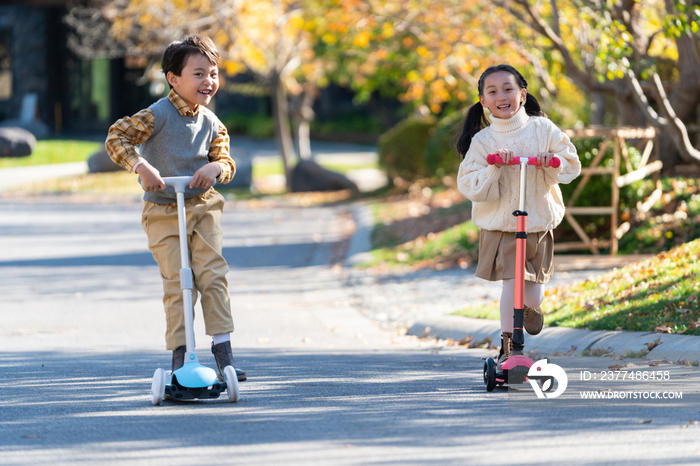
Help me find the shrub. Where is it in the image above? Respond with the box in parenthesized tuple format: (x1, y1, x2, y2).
(424, 109, 466, 177)
(378, 115, 437, 181)
(220, 112, 276, 138)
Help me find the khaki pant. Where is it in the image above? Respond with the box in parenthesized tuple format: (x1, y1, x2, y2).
(142, 189, 233, 350)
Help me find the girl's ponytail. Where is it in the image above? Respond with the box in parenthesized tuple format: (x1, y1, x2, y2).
(456, 64, 547, 159)
(524, 93, 547, 118)
(455, 102, 488, 159)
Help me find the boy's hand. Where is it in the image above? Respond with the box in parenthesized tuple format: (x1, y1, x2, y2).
(135, 162, 166, 191)
(190, 163, 221, 190)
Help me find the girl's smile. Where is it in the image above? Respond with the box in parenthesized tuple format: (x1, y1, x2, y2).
(479, 71, 527, 120)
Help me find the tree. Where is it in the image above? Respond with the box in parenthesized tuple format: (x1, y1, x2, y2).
(305, 0, 535, 115)
(67, 0, 326, 189)
(493, 0, 700, 170)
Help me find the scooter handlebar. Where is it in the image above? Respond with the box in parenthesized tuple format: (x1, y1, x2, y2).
(162, 176, 194, 193)
(486, 154, 561, 168)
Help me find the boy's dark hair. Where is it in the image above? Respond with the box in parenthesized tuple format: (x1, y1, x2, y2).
(162, 35, 221, 88)
(455, 64, 546, 158)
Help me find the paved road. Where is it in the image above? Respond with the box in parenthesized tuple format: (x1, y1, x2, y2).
(1, 197, 699, 465)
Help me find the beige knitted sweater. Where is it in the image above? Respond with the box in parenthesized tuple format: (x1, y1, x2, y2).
(457, 106, 581, 233)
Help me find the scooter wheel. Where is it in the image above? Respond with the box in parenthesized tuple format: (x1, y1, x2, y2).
(223, 366, 240, 403)
(484, 358, 497, 392)
(151, 368, 167, 405)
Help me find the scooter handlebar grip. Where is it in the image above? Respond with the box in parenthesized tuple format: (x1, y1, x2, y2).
(486, 154, 561, 168)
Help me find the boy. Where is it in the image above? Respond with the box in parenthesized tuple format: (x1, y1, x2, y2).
(106, 35, 246, 382)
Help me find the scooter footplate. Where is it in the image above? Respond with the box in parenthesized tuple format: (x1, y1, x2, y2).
(166, 382, 225, 400)
(501, 355, 534, 385)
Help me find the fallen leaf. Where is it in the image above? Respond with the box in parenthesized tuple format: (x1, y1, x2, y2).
(608, 363, 630, 370)
(637, 419, 652, 424)
(655, 325, 673, 333)
(564, 345, 578, 356)
(690, 419, 698, 425)
(644, 337, 662, 351)
(457, 336, 474, 346)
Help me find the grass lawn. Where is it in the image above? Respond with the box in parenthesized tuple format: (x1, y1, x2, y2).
(453, 238, 700, 335)
(0, 139, 101, 168)
(252, 157, 379, 178)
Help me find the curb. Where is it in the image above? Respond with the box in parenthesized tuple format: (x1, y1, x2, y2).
(345, 202, 374, 267)
(409, 316, 700, 362)
(340, 201, 700, 363)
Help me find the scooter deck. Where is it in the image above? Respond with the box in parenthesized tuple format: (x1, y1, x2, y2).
(166, 379, 228, 401)
(495, 355, 534, 385)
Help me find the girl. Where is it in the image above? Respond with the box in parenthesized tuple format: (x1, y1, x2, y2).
(456, 64, 581, 370)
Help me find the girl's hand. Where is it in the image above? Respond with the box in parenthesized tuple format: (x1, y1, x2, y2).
(136, 162, 166, 192)
(494, 148, 515, 169)
(190, 163, 221, 190)
(536, 152, 554, 169)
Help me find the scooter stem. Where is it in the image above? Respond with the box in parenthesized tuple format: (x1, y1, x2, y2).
(512, 159, 529, 354)
(163, 177, 197, 357)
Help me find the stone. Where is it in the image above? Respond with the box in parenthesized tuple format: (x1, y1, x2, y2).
(217, 156, 252, 189)
(290, 159, 359, 193)
(0, 120, 51, 139)
(87, 147, 124, 173)
(0, 127, 36, 158)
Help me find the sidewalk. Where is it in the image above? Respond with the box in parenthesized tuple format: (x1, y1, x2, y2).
(0, 161, 87, 192)
(345, 203, 700, 363)
(0, 137, 386, 193)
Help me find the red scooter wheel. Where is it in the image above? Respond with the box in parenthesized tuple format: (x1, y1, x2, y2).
(484, 357, 497, 392)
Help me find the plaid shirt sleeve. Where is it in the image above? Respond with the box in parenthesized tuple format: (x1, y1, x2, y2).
(105, 109, 154, 173)
(209, 122, 236, 184)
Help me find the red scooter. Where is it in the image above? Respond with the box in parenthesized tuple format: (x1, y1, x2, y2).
(482, 154, 561, 391)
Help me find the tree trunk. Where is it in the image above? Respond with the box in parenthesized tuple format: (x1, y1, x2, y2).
(270, 71, 296, 190)
(590, 92, 607, 126)
(297, 120, 311, 160)
(614, 90, 649, 127)
(290, 86, 317, 161)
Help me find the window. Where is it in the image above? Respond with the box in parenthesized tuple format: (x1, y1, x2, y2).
(0, 29, 12, 101)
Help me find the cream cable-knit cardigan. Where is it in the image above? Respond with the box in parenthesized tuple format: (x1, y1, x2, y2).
(457, 106, 581, 233)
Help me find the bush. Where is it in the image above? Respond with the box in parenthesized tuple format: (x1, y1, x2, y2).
(424, 109, 466, 177)
(220, 112, 276, 138)
(378, 115, 437, 181)
(557, 137, 654, 244)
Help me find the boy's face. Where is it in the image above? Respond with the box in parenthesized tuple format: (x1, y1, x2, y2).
(166, 53, 219, 111)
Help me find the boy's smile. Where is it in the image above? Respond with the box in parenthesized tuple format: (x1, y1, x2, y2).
(166, 53, 219, 112)
(479, 71, 527, 120)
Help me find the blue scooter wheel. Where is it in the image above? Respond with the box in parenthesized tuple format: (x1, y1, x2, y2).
(151, 368, 167, 405)
(224, 366, 240, 403)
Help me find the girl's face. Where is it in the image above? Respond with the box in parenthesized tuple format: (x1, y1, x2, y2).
(478, 71, 527, 120)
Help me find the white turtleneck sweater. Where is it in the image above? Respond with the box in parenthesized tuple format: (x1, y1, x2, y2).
(457, 106, 581, 233)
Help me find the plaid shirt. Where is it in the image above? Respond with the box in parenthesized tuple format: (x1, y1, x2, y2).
(105, 90, 235, 183)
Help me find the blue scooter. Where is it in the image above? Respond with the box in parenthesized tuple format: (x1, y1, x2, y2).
(150, 176, 239, 404)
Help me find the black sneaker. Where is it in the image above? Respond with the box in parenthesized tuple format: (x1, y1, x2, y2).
(211, 341, 247, 382)
(172, 346, 186, 372)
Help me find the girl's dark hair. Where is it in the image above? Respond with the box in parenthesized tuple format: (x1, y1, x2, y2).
(455, 64, 546, 158)
(162, 35, 220, 89)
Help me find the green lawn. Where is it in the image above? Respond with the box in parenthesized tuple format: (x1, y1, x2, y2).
(0, 139, 101, 168)
(454, 238, 700, 335)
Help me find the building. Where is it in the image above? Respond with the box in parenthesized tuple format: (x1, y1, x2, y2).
(0, 0, 152, 135)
